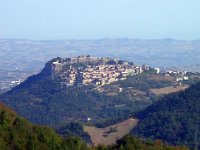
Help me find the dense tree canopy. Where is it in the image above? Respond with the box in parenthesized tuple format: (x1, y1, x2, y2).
(0, 102, 187, 150)
(0, 103, 89, 150)
(133, 82, 200, 149)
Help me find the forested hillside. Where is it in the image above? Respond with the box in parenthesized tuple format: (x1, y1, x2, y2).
(0, 59, 154, 127)
(0, 102, 89, 150)
(0, 102, 187, 150)
(133, 82, 200, 148)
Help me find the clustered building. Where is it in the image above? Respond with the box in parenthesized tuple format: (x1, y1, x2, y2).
(81, 64, 141, 86)
(164, 70, 189, 86)
(51, 56, 151, 87)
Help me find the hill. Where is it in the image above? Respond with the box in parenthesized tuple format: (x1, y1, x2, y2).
(1, 39, 200, 94)
(132, 82, 200, 148)
(1, 55, 195, 129)
(1, 56, 177, 128)
(0, 102, 90, 150)
(0, 102, 187, 150)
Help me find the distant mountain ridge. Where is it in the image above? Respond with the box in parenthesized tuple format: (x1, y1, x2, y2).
(1, 38, 200, 72)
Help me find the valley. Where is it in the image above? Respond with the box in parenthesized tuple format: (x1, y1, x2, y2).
(0, 70, 35, 94)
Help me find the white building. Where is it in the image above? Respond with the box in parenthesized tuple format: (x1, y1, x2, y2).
(154, 68, 160, 74)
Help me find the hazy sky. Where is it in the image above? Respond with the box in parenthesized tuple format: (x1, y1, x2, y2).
(1, 0, 200, 40)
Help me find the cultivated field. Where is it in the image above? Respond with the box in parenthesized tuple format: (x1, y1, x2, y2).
(150, 85, 189, 96)
(84, 118, 138, 146)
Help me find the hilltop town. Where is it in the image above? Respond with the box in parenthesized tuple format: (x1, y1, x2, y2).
(51, 55, 155, 87)
(0, 55, 197, 94)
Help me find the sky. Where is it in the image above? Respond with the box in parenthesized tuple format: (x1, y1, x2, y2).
(0, 0, 200, 40)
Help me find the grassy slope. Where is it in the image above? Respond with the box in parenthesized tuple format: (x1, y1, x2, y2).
(84, 118, 138, 146)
